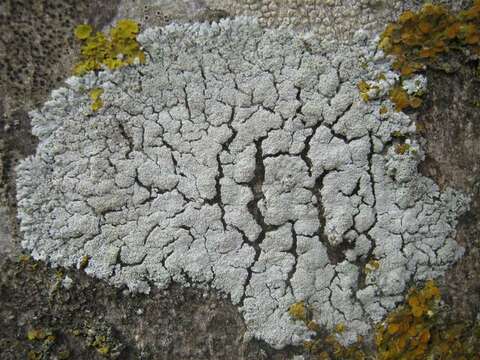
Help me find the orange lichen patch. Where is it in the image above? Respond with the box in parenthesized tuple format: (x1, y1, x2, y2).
(389, 85, 423, 112)
(380, 1, 480, 77)
(374, 280, 480, 359)
(292, 280, 480, 359)
(73, 19, 145, 76)
(375, 280, 440, 359)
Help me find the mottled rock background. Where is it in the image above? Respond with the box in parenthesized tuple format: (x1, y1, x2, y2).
(1, 0, 479, 359)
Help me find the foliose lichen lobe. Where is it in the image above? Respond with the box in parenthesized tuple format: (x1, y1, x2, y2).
(16, 17, 469, 349)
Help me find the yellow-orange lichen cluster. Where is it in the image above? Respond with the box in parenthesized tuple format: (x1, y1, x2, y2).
(376, 280, 480, 360)
(375, 280, 441, 359)
(73, 19, 145, 76)
(370, 1, 480, 112)
(380, 1, 480, 77)
(288, 301, 368, 359)
(89, 88, 104, 112)
(388, 85, 422, 112)
(288, 280, 480, 359)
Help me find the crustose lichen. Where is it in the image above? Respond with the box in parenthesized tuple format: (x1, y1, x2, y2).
(73, 19, 145, 112)
(73, 19, 145, 76)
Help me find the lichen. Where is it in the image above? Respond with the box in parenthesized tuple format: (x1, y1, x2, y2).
(364, 259, 380, 273)
(73, 19, 145, 76)
(17, 17, 469, 350)
(79, 255, 89, 270)
(293, 281, 480, 359)
(289, 301, 307, 322)
(394, 143, 412, 155)
(360, 1, 480, 112)
(379, 1, 480, 76)
(388, 85, 422, 112)
(375, 280, 480, 359)
(91, 335, 111, 357)
(89, 88, 104, 112)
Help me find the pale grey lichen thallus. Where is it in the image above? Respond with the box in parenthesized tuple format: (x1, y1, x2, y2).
(16, 18, 469, 349)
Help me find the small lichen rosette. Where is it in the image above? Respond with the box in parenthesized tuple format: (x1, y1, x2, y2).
(16, 18, 469, 349)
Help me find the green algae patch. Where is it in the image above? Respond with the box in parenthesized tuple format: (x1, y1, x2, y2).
(73, 19, 145, 76)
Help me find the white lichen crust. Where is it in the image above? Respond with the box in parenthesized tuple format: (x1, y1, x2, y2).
(16, 18, 468, 349)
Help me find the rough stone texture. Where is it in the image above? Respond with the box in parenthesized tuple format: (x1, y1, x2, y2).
(418, 65, 480, 322)
(201, 0, 472, 40)
(0, 0, 120, 251)
(16, 18, 469, 349)
(1, 257, 297, 360)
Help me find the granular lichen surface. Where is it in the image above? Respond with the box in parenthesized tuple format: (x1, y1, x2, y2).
(16, 18, 469, 349)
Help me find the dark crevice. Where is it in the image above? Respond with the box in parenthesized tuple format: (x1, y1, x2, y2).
(294, 85, 304, 116)
(117, 120, 134, 159)
(285, 221, 298, 291)
(221, 106, 237, 155)
(182, 87, 192, 121)
(246, 138, 267, 238)
(240, 137, 269, 307)
(208, 154, 227, 230)
(300, 121, 322, 177)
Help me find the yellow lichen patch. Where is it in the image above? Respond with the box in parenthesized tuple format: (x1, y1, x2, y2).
(289, 307, 368, 359)
(89, 88, 104, 112)
(18, 254, 31, 263)
(73, 19, 145, 76)
(58, 350, 71, 360)
(97, 346, 110, 356)
(335, 323, 346, 334)
(79, 255, 89, 270)
(365, 259, 380, 273)
(357, 80, 371, 102)
(379, 1, 480, 76)
(394, 143, 411, 155)
(375, 280, 480, 359)
(288, 301, 307, 321)
(307, 320, 321, 332)
(74, 24, 92, 40)
(27, 351, 41, 360)
(90, 335, 111, 357)
(27, 329, 47, 341)
(415, 121, 426, 134)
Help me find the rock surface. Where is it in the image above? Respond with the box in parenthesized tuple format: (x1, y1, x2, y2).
(16, 18, 469, 349)
(1, 0, 479, 359)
